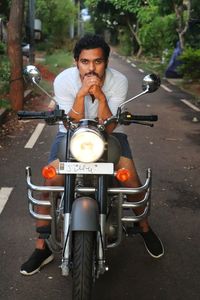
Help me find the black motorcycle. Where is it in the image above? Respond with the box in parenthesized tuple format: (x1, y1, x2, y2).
(18, 65, 160, 300)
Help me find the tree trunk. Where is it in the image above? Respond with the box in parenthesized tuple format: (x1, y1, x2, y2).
(174, 0, 191, 50)
(126, 17, 143, 58)
(7, 0, 24, 111)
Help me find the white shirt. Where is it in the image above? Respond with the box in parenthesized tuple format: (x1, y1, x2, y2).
(53, 67, 128, 133)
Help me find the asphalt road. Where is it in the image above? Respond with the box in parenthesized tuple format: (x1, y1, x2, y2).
(0, 53, 200, 300)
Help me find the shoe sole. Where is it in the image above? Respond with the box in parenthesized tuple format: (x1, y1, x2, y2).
(142, 237, 165, 259)
(20, 254, 54, 276)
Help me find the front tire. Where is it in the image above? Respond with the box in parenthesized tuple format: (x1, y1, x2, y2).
(72, 231, 95, 300)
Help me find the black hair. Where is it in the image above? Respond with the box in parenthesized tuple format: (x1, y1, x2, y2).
(73, 34, 110, 62)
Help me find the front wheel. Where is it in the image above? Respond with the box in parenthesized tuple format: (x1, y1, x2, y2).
(72, 231, 95, 300)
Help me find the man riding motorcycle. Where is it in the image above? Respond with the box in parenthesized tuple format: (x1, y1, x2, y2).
(20, 34, 164, 276)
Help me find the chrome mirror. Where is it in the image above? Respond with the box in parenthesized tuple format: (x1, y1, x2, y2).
(23, 65, 41, 85)
(142, 73, 160, 93)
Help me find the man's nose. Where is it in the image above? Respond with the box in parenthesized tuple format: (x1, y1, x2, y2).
(88, 61, 95, 71)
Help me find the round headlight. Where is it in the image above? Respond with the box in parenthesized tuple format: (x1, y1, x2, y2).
(70, 127, 105, 162)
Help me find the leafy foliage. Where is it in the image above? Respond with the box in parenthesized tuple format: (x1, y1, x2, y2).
(139, 12, 177, 56)
(0, 0, 11, 19)
(86, 0, 199, 61)
(0, 42, 6, 55)
(35, 0, 76, 45)
(0, 57, 10, 96)
(118, 27, 132, 56)
(178, 47, 200, 80)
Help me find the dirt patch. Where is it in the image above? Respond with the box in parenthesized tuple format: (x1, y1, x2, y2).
(35, 64, 56, 82)
(0, 93, 51, 138)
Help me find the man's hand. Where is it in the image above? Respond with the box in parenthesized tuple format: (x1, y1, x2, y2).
(78, 74, 104, 101)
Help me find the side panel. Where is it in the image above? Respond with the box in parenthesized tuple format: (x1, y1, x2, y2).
(71, 197, 99, 231)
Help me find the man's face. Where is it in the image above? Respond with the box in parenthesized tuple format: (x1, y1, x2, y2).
(75, 48, 107, 82)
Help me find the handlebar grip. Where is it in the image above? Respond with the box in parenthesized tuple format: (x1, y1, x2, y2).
(131, 115, 158, 121)
(17, 111, 47, 119)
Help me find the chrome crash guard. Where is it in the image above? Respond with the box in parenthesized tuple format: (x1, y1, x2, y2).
(25, 166, 152, 276)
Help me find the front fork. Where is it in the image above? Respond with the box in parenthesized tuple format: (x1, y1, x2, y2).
(96, 175, 108, 276)
(61, 175, 109, 277)
(61, 174, 75, 276)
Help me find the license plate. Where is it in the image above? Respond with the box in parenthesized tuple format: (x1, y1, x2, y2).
(58, 162, 114, 175)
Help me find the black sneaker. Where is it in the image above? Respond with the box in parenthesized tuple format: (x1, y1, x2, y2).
(140, 227, 164, 258)
(20, 244, 54, 276)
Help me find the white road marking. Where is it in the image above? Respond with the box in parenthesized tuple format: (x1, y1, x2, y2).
(131, 63, 136, 67)
(139, 68, 144, 73)
(161, 84, 172, 92)
(126, 59, 131, 63)
(180, 99, 200, 112)
(25, 123, 45, 149)
(0, 187, 13, 215)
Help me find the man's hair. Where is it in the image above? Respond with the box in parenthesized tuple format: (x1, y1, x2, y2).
(73, 34, 110, 62)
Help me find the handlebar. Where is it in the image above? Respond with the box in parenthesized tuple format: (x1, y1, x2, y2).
(17, 109, 67, 124)
(127, 114, 158, 122)
(118, 111, 158, 126)
(17, 109, 158, 128)
(17, 111, 49, 119)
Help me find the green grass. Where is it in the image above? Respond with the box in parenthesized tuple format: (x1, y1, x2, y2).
(0, 98, 11, 110)
(45, 50, 73, 74)
(135, 57, 166, 77)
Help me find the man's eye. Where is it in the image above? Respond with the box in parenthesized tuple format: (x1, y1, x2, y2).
(81, 60, 88, 64)
(95, 59, 104, 64)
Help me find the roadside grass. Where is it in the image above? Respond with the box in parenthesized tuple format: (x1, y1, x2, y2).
(135, 56, 166, 78)
(44, 50, 74, 74)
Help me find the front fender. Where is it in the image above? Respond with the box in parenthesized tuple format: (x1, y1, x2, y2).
(71, 197, 99, 231)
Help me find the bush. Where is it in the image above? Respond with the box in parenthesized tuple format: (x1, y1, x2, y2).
(0, 58, 10, 95)
(178, 48, 200, 80)
(138, 11, 177, 57)
(0, 42, 6, 55)
(118, 27, 132, 56)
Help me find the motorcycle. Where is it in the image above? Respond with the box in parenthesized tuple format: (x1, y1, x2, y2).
(18, 65, 160, 300)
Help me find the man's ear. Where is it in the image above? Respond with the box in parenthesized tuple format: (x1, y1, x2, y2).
(74, 58, 78, 67)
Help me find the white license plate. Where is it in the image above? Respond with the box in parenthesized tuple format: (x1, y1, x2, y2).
(58, 162, 114, 175)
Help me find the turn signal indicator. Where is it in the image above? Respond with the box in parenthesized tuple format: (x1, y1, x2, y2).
(42, 165, 57, 179)
(115, 168, 131, 182)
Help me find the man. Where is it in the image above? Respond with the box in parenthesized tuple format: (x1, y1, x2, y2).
(20, 34, 164, 276)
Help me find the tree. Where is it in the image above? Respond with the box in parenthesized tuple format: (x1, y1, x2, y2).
(0, 0, 11, 19)
(86, 0, 149, 57)
(174, 0, 191, 49)
(7, 0, 24, 111)
(157, 0, 191, 49)
(35, 0, 76, 44)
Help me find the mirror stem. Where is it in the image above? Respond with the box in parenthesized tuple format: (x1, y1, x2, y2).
(119, 87, 149, 109)
(33, 78, 57, 105)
